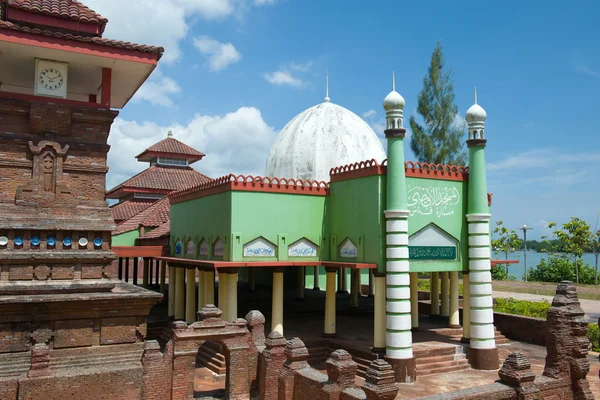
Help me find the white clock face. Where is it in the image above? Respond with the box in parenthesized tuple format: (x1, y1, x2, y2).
(38, 68, 64, 90)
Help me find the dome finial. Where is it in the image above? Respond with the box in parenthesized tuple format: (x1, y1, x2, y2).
(324, 70, 330, 103)
(474, 87, 478, 104)
(167, 130, 173, 137)
(392, 71, 396, 92)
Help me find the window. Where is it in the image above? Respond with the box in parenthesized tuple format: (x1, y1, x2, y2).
(134, 193, 164, 200)
(155, 157, 188, 166)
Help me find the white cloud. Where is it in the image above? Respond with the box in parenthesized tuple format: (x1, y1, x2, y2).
(193, 36, 242, 71)
(133, 75, 181, 107)
(488, 149, 600, 172)
(362, 109, 377, 118)
(263, 70, 307, 88)
(106, 107, 277, 190)
(254, 0, 277, 4)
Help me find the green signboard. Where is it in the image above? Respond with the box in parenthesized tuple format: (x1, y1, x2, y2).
(409, 246, 457, 260)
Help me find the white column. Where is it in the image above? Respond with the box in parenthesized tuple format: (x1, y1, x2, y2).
(175, 267, 185, 320)
(385, 210, 412, 359)
(272, 270, 284, 334)
(449, 271, 460, 328)
(204, 270, 215, 306)
(160, 260, 167, 295)
(467, 214, 496, 350)
(373, 274, 386, 349)
(185, 267, 196, 324)
(226, 271, 238, 322)
(218, 271, 228, 320)
(198, 268, 205, 310)
(409, 272, 419, 330)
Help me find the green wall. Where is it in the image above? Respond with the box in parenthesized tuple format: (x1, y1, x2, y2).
(112, 230, 139, 246)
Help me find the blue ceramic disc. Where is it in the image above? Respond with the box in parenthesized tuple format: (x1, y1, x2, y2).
(63, 237, 72, 246)
(93, 238, 103, 247)
(14, 236, 24, 246)
(47, 237, 57, 246)
(31, 236, 41, 246)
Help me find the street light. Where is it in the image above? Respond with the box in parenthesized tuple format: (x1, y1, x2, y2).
(520, 225, 533, 282)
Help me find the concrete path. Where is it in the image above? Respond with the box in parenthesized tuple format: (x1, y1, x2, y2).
(493, 290, 600, 323)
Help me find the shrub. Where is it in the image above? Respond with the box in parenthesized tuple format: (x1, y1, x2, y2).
(588, 323, 599, 352)
(491, 264, 509, 280)
(527, 254, 596, 284)
(493, 297, 550, 319)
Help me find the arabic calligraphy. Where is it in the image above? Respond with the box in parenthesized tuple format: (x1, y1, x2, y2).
(409, 246, 457, 260)
(407, 185, 460, 218)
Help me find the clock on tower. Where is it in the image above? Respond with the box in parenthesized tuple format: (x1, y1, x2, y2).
(34, 59, 68, 99)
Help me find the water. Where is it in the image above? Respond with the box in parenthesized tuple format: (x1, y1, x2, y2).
(493, 251, 598, 281)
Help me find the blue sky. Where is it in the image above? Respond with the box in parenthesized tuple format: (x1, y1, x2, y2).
(88, 0, 600, 240)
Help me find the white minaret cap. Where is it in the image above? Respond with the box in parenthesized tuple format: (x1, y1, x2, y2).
(167, 130, 173, 137)
(383, 71, 405, 111)
(466, 88, 487, 123)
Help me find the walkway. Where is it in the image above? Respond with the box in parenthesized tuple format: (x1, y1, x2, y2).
(492, 290, 600, 322)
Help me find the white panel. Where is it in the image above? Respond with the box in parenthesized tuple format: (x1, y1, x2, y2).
(469, 259, 491, 271)
(386, 234, 408, 246)
(409, 224, 457, 247)
(288, 238, 317, 257)
(470, 309, 494, 324)
(386, 274, 410, 286)
(470, 324, 495, 339)
(469, 339, 496, 349)
(243, 237, 276, 257)
(470, 296, 493, 308)
(470, 284, 493, 296)
(339, 238, 358, 258)
(386, 348, 413, 359)
(386, 301, 411, 313)
(387, 286, 410, 300)
(199, 240, 208, 256)
(213, 239, 225, 256)
(468, 235, 490, 246)
(386, 314, 412, 330)
(386, 219, 408, 233)
(468, 223, 490, 235)
(470, 271, 492, 284)
(469, 247, 491, 259)
(386, 247, 408, 259)
(386, 260, 409, 273)
(386, 331, 412, 348)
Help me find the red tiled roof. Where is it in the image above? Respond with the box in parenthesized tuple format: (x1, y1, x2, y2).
(8, 0, 108, 25)
(136, 137, 205, 162)
(109, 200, 154, 223)
(0, 19, 164, 58)
(106, 165, 211, 198)
(114, 197, 169, 236)
(140, 220, 170, 239)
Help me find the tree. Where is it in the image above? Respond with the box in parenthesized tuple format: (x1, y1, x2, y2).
(591, 213, 600, 285)
(547, 217, 594, 284)
(410, 39, 467, 166)
(492, 221, 522, 277)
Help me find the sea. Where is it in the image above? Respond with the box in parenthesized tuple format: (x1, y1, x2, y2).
(493, 251, 598, 281)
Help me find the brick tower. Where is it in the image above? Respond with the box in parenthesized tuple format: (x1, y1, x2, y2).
(0, 1, 163, 398)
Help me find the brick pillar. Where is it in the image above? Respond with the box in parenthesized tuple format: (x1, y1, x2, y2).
(498, 353, 538, 399)
(326, 350, 357, 390)
(361, 359, 399, 400)
(246, 310, 266, 348)
(28, 343, 50, 378)
(142, 339, 172, 400)
(278, 338, 309, 400)
(259, 332, 287, 400)
(224, 340, 252, 400)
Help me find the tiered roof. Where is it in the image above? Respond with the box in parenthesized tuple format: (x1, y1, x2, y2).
(114, 197, 170, 236)
(135, 137, 206, 163)
(109, 200, 153, 223)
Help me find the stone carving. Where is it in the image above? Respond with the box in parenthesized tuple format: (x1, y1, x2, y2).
(407, 185, 460, 218)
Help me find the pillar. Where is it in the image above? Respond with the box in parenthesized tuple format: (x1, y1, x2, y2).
(125, 258, 130, 283)
(226, 270, 238, 322)
(383, 88, 416, 382)
(341, 268, 348, 293)
(430, 272, 440, 316)
(373, 273, 386, 351)
(350, 269, 359, 308)
(272, 269, 284, 334)
(142, 258, 149, 288)
(465, 102, 498, 370)
(462, 273, 471, 342)
(185, 267, 196, 324)
(449, 271, 460, 328)
(249, 268, 256, 291)
(409, 272, 419, 331)
(168, 263, 175, 317)
(204, 270, 215, 305)
(337, 267, 344, 293)
(313, 266, 320, 290)
(118, 257, 123, 280)
(324, 267, 337, 337)
(368, 269, 374, 297)
(133, 257, 139, 285)
(218, 271, 228, 320)
(160, 260, 167, 294)
(175, 266, 185, 320)
(198, 268, 205, 310)
(296, 267, 305, 300)
(440, 271, 449, 317)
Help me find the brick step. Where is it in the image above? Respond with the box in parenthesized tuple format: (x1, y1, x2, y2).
(416, 353, 465, 366)
(413, 343, 457, 358)
(50, 352, 141, 369)
(0, 362, 30, 378)
(417, 358, 469, 371)
(196, 345, 226, 376)
(197, 346, 226, 364)
(417, 361, 471, 376)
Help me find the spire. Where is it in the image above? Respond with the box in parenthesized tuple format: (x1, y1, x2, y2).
(167, 130, 173, 137)
(324, 71, 330, 103)
(474, 87, 478, 104)
(392, 71, 396, 92)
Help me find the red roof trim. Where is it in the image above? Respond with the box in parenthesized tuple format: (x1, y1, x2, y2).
(7, 7, 101, 35)
(170, 174, 329, 205)
(329, 159, 469, 183)
(0, 20, 161, 63)
(136, 150, 205, 163)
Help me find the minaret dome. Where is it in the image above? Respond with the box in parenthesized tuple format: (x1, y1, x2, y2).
(466, 88, 486, 140)
(383, 72, 405, 130)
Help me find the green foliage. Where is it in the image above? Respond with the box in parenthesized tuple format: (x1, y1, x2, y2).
(409, 40, 466, 166)
(588, 323, 599, 352)
(493, 298, 550, 319)
(491, 264, 509, 280)
(492, 221, 522, 259)
(527, 254, 597, 284)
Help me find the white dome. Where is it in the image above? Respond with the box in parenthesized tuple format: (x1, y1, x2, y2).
(466, 103, 487, 123)
(265, 101, 386, 182)
(383, 90, 405, 111)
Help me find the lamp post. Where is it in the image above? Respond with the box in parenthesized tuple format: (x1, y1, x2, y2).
(520, 225, 533, 282)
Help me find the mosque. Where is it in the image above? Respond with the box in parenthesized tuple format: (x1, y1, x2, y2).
(162, 74, 498, 381)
